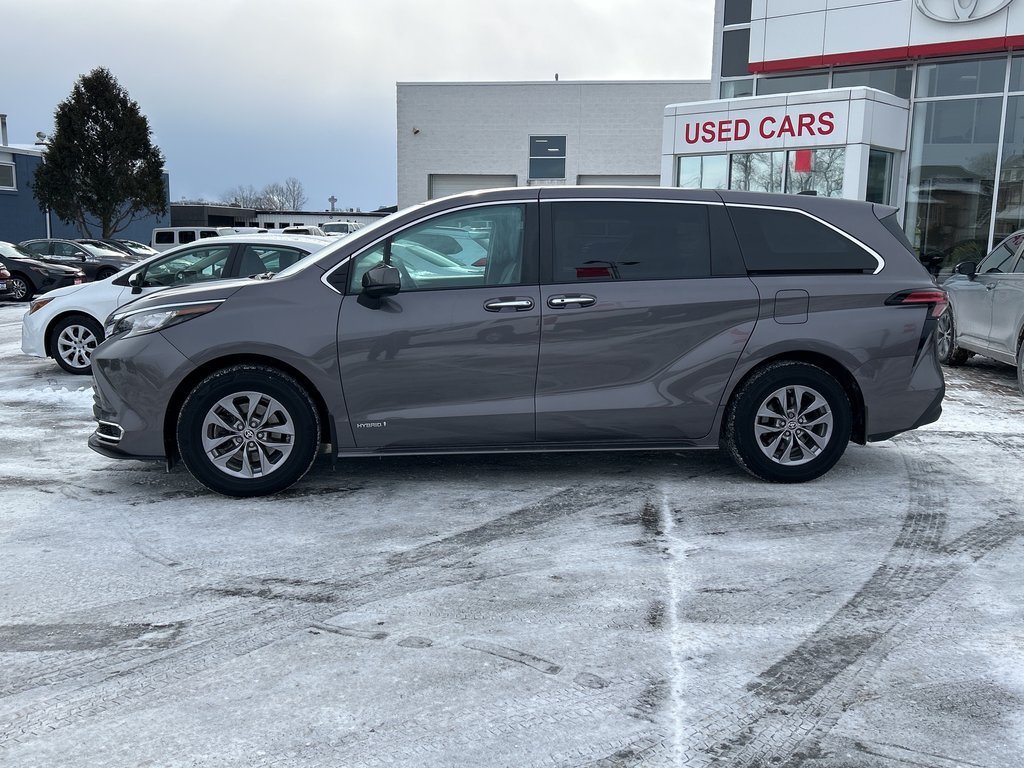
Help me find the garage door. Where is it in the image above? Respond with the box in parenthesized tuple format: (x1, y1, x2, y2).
(577, 174, 660, 186)
(428, 174, 518, 199)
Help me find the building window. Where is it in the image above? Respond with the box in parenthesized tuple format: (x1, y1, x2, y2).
(756, 72, 829, 96)
(720, 79, 753, 98)
(786, 148, 845, 198)
(0, 163, 14, 190)
(832, 66, 913, 99)
(723, 0, 751, 26)
(720, 28, 751, 78)
(677, 155, 728, 189)
(916, 57, 1006, 98)
(866, 149, 893, 205)
(730, 151, 786, 193)
(995, 94, 1024, 242)
(906, 97, 1002, 276)
(529, 135, 566, 179)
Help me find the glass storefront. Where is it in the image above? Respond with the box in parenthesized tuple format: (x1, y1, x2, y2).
(906, 57, 1009, 276)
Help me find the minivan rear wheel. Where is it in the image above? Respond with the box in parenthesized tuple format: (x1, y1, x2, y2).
(176, 365, 320, 497)
(723, 361, 852, 483)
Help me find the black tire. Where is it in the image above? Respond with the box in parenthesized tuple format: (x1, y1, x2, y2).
(176, 365, 321, 497)
(8, 274, 33, 302)
(95, 268, 118, 281)
(936, 310, 970, 366)
(722, 361, 853, 483)
(49, 314, 103, 375)
(1017, 337, 1024, 397)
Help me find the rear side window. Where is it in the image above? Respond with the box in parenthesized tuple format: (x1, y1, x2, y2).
(728, 206, 877, 273)
(154, 231, 174, 244)
(179, 231, 197, 245)
(550, 201, 710, 282)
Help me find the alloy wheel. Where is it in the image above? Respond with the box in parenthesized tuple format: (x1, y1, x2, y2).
(753, 384, 834, 466)
(200, 391, 296, 479)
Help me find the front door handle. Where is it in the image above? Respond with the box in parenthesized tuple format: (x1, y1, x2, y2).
(484, 296, 534, 312)
(547, 293, 596, 309)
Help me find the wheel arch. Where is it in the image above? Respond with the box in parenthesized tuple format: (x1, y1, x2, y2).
(162, 354, 334, 464)
(722, 351, 867, 445)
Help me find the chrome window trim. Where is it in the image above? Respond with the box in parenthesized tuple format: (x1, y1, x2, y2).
(725, 202, 885, 274)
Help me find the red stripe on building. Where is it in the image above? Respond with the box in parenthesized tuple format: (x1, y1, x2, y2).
(748, 35, 1024, 74)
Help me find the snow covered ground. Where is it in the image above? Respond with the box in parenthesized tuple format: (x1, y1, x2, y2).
(0, 301, 1021, 767)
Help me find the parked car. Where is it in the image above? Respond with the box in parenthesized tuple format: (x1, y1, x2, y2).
(21, 234, 330, 375)
(150, 227, 235, 252)
(77, 238, 160, 259)
(321, 221, 363, 236)
(0, 241, 85, 301)
(19, 239, 137, 281)
(0, 261, 14, 300)
(281, 226, 326, 236)
(89, 187, 947, 497)
(116, 239, 160, 258)
(404, 225, 489, 267)
(936, 228, 1024, 394)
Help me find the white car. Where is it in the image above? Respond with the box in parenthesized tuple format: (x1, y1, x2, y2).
(21, 234, 331, 374)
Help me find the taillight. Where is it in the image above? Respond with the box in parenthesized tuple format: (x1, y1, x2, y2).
(885, 288, 948, 318)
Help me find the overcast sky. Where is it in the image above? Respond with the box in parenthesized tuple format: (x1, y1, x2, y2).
(4, 0, 714, 212)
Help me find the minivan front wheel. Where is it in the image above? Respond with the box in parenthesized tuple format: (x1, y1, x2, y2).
(723, 361, 852, 483)
(176, 365, 320, 497)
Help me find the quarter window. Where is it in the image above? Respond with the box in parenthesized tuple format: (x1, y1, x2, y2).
(550, 201, 710, 282)
(348, 204, 526, 293)
(728, 207, 877, 273)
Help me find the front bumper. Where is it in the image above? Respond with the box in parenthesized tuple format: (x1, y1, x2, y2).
(20, 306, 47, 358)
(89, 332, 195, 460)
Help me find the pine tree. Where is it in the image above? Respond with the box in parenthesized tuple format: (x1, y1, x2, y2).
(33, 68, 167, 237)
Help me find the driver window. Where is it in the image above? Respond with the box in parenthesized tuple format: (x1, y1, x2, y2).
(140, 245, 231, 287)
(347, 204, 525, 293)
(978, 241, 1019, 274)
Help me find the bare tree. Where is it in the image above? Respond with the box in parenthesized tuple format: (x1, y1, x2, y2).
(223, 184, 263, 207)
(259, 182, 286, 210)
(281, 177, 307, 210)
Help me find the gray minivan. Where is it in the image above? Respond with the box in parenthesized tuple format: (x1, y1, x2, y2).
(90, 187, 947, 496)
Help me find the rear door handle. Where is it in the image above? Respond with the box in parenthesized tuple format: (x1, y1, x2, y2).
(484, 296, 534, 312)
(547, 294, 596, 309)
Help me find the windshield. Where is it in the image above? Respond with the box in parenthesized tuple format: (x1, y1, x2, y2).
(0, 242, 38, 259)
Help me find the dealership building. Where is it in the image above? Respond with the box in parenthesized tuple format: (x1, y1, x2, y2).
(399, 0, 1024, 273)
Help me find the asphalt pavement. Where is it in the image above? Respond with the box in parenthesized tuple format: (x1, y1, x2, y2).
(0, 302, 1021, 767)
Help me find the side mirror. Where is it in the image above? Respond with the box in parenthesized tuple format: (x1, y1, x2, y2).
(954, 261, 978, 279)
(128, 271, 143, 294)
(361, 263, 401, 298)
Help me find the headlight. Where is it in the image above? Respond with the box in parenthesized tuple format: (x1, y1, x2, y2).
(105, 300, 223, 339)
(28, 297, 54, 315)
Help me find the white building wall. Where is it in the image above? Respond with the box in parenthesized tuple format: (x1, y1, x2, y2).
(397, 81, 710, 209)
